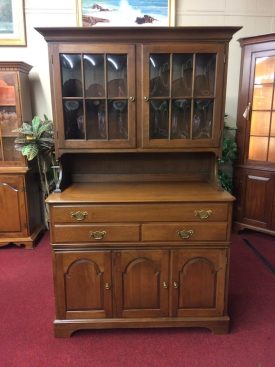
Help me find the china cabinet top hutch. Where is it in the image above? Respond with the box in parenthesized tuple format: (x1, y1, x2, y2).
(0, 62, 43, 248)
(37, 26, 240, 337)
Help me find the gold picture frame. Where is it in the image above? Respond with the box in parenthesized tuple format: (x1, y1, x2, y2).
(0, 0, 26, 46)
(76, 0, 175, 27)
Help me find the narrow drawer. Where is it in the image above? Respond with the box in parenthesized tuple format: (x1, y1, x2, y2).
(141, 222, 228, 242)
(52, 224, 140, 243)
(50, 203, 228, 223)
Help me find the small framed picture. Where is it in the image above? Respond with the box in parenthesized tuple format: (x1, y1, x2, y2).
(76, 0, 175, 27)
(0, 0, 26, 46)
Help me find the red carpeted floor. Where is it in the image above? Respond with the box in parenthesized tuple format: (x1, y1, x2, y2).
(0, 232, 275, 367)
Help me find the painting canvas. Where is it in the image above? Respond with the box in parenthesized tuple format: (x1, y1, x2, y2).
(77, 0, 175, 27)
(0, 0, 26, 46)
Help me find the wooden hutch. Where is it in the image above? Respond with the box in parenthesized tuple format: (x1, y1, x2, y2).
(37, 26, 240, 337)
(234, 34, 275, 235)
(0, 62, 43, 249)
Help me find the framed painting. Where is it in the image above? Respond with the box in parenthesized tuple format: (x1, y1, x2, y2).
(76, 0, 175, 27)
(0, 0, 26, 46)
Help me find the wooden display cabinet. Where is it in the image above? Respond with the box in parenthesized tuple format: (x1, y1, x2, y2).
(234, 34, 275, 235)
(0, 62, 43, 249)
(37, 26, 240, 336)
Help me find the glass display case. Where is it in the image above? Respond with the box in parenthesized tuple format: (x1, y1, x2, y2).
(234, 34, 275, 234)
(0, 62, 43, 248)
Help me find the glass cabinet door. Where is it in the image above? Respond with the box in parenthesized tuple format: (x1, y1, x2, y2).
(142, 44, 225, 148)
(56, 44, 136, 149)
(0, 72, 22, 164)
(247, 52, 275, 163)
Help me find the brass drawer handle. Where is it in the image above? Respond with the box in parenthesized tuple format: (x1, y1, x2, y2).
(89, 230, 106, 240)
(163, 281, 168, 289)
(105, 282, 111, 290)
(194, 209, 213, 220)
(70, 211, 88, 221)
(173, 281, 179, 289)
(177, 229, 194, 239)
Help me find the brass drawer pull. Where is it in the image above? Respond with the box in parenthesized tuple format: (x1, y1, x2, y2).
(194, 209, 213, 220)
(163, 281, 168, 289)
(177, 229, 194, 239)
(70, 211, 88, 221)
(105, 282, 111, 290)
(173, 281, 179, 289)
(89, 230, 106, 240)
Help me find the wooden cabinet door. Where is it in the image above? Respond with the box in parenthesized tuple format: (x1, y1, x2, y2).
(52, 43, 136, 151)
(234, 167, 274, 230)
(0, 175, 27, 237)
(54, 251, 112, 319)
(141, 43, 225, 149)
(171, 248, 227, 317)
(113, 250, 169, 318)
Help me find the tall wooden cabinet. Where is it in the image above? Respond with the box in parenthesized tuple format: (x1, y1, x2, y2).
(234, 34, 275, 235)
(0, 62, 43, 249)
(37, 26, 239, 337)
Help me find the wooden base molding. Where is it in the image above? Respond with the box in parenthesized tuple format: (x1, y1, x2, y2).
(54, 316, 230, 338)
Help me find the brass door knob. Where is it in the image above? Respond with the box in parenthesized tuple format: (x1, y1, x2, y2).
(129, 96, 135, 102)
(144, 96, 149, 101)
(173, 281, 179, 289)
(163, 281, 168, 289)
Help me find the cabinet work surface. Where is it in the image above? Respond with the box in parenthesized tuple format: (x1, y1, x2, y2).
(47, 182, 234, 203)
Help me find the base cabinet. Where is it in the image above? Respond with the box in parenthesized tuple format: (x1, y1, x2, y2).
(234, 167, 275, 233)
(53, 245, 229, 336)
(0, 172, 44, 248)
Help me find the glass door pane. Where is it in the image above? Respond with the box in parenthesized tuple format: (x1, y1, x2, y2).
(107, 54, 128, 139)
(149, 54, 170, 97)
(0, 74, 16, 105)
(60, 50, 133, 145)
(84, 54, 105, 97)
(147, 51, 216, 143)
(248, 55, 275, 162)
(0, 106, 18, 136)
(248, 137, 268, 161)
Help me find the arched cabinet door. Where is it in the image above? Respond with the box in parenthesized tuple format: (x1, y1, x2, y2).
(171, 249, 228, 317)
(0, 175, 27, 236)
(113, 250, 169, 318)
(54, 251, 112, 319)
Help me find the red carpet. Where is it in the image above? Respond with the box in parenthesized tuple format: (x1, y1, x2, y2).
(0, 232, 275, 367)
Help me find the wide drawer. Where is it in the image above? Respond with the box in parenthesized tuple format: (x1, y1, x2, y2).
(50, 203, 229, 223)
(141, 222, 228, 242)
(52, 224, 140, 243)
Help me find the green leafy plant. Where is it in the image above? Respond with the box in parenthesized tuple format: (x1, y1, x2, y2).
(13, 115, 58, 226)
(218, 122, 237, 193)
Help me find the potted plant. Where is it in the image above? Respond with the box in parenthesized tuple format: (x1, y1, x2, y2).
(13, 115, 58, 227)
(218, 118, 237, 193)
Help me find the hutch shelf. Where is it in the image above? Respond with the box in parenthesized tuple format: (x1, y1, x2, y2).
(234, 34, 275, 235)
(0, 62, 43, 249)
(36, 26, 240, 337)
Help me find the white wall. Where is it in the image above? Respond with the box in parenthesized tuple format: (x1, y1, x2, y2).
(0, 0, 275, 125)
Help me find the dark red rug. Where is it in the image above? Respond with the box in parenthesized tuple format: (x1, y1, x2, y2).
(0, 232, 275, 367)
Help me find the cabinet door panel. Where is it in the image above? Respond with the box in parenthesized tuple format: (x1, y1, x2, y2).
(113, 250, 169, 318)
(54, 44, 136, 150)
(55, 251, 112, 319)
(171, 249, 227, 317)
(0, 175, 27, 236)
(142, 43, 225, 148)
